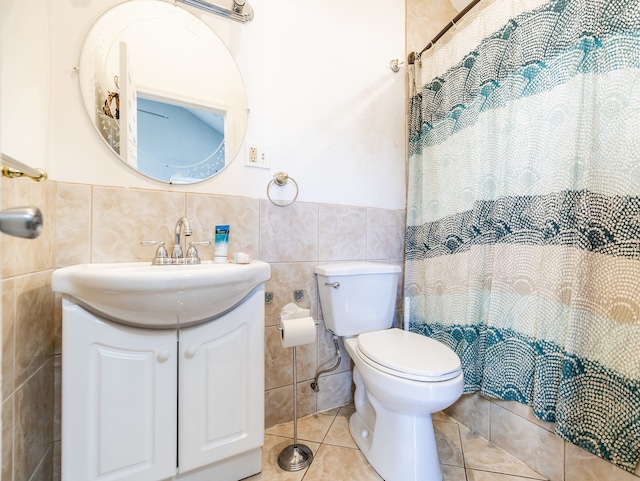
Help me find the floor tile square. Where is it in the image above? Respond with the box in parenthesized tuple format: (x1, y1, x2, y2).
(302, 444, 383, 481)
(323, 406, 358, 449)
(434, 419, 464, 467)
(460, 424, 547, 480)
(265, 408, 338, 443)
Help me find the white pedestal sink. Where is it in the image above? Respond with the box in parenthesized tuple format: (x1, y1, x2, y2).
(52, 260, 271, 327)
(52, 260, 271, 481)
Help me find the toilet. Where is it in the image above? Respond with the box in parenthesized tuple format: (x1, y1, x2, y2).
(315, 262, 463, 481)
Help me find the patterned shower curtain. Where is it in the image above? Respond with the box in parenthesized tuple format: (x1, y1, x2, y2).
(405, 0, 640, 472)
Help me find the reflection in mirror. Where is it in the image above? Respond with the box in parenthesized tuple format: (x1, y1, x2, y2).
(137, 96, 226, 183)
(78, 0, 248, 184)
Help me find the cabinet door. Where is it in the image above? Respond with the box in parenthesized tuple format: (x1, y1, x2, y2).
(178, 289, 264, 474)
(61, 300, 177, 481)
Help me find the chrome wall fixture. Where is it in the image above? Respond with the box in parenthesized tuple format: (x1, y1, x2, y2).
(176, 0, 254, 23)
(0, 154, 45, 239)
(267, 171, 299, 206)
(389, 59, 404, 73)
(0, 207, 43, 239)
(310, 335, 342, 393)
(1, 153, 47, 182)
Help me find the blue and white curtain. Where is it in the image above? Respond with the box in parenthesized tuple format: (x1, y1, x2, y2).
(406, 0, 640, 472)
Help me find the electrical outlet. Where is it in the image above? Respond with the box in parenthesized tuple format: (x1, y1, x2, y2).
(248, 146, 258, 164)
(246, 143, 271, 169)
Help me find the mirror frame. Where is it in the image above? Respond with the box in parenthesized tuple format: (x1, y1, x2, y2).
(78, 0, 248, 184)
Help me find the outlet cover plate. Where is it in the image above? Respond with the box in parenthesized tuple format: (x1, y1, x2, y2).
(245, 143, 271, 169)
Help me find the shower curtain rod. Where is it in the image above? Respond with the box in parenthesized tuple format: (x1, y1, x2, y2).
(408, 0, 482, 65)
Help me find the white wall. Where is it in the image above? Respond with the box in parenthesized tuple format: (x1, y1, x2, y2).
(1, 0, 52, 175)
(47, 0, 406, 209)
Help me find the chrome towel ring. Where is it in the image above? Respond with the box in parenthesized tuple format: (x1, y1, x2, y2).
(267, 171, 299, 207)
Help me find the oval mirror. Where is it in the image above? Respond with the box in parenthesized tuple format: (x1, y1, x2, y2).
(78, 0, 248, 184)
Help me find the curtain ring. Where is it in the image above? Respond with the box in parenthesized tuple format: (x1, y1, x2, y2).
(267, 171, 299, 206)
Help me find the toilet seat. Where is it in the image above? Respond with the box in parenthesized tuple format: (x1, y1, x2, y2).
(356, 329, 462, 382)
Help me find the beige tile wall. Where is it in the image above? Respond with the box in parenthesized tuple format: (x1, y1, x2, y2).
(1, 177, 57, 481)
(1, 179, 405, 480)
(445, 393, 640, 481)
(407, 0, 459, 54)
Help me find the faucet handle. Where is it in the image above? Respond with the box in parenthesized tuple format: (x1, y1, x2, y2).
(141, 240, 169, 264)
(186, 241, 211, 264)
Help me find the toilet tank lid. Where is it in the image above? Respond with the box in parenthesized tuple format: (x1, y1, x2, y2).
(315, 262, 401, 276)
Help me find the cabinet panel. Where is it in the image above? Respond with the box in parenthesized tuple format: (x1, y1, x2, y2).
(62, 300, 177, 481)
(178, 289, 264, 475)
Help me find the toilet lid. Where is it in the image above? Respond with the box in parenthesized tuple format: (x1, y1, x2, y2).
(357, 329, 462, 382)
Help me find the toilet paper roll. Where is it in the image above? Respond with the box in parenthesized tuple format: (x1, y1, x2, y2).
(280, 316, 316, 348)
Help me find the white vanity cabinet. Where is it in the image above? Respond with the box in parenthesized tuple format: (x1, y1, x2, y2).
(178, 290, 264, 474)
(62, 301, 178, 481)
(61, 287, 265, 481)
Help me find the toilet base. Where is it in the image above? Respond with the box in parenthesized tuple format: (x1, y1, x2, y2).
(348, 368, 443, 481)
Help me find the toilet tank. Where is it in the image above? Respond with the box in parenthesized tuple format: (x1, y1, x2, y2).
(315, 262, 401, 336)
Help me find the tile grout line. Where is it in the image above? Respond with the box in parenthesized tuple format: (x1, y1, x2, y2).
(318, 408, 340, 445)
(459, 424, 470, 481)
(454, 419, 470, 479)
(466, 466, 550, 480)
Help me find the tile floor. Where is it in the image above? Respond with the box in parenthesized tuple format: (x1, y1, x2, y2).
(245, 404, 548, 481)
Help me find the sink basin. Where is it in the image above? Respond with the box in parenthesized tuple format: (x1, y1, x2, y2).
(52, 260, 271, 327)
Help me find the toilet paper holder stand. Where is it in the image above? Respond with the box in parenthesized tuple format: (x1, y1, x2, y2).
(276, 314, 315, 471)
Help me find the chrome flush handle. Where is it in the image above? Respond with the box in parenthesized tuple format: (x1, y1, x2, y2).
(324, 282, 340, 289)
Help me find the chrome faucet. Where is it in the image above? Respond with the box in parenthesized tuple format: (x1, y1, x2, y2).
(172, 217, 192, 259)
(141, 217, 209, 264)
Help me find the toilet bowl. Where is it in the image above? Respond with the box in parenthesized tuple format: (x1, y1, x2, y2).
(345, 329, 463, 481)
(315, 262, 464, 481)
